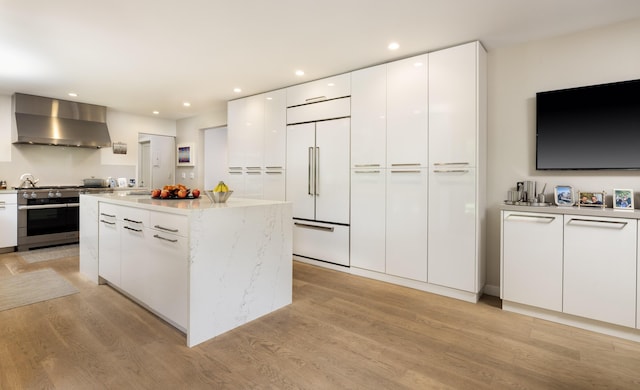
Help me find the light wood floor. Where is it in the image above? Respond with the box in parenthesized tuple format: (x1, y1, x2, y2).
(1, 251, 640, 389)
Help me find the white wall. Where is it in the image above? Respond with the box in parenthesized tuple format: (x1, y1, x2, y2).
(486, 18, 640, 292)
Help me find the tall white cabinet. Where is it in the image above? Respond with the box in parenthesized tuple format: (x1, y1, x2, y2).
(427, 41, 486, 294)
(227, 89, 286, 200)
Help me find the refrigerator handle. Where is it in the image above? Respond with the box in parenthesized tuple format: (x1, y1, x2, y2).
(315, 146, 320, 196)
(308, 147, 314, 195)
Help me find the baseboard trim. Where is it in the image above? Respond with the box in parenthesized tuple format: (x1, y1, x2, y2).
(483, 284, 500, 297)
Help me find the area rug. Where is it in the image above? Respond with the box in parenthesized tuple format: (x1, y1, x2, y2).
(0, 268, 79, 312)
(18, 244, 79, 264)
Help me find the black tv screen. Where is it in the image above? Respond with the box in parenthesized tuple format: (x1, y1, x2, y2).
(536, 79, 640, 170)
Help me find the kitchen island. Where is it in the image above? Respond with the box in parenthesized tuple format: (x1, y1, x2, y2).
(80, 192, 292, 347)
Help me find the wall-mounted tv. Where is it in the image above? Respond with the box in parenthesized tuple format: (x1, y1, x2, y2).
(536, 78, 640, 170)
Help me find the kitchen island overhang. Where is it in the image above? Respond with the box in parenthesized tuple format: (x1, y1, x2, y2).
(79, 193, 293, 347)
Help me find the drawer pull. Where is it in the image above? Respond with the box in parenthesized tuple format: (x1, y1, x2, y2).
(154, 225, 179, 233)
(506, 214, 555, 223)
(568, 218, 628, 229)
(123, 225, 142, 232)
(433, 162, 470, 166)
(390, 170, 421, 174)
(124, 218, 143, 224)
(433, 169, 469, 173)
(246, 166, 261, 170)
(100, 219, 116, 225)
(354, 170, 381, 174)
(305, 95, 326, 102)
(154, 234, 178, 243)
(294, 222, 334, 232)
(391, 163, 421, 167)
(354, 164, 381, 168)
(265, 171, 282, 175)
(100, 213, 115, 218)
(228, 167, 242, 170)
(265, 166, 283, 169)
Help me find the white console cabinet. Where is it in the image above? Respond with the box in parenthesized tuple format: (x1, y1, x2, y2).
(501, 205, 640, 342)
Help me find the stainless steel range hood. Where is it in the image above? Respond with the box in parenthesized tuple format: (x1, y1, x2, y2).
(12, 93, 111, 148)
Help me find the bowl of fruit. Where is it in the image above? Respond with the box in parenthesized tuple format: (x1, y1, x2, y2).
(205, 181, 233, 203)
(151, 184, 201, 199)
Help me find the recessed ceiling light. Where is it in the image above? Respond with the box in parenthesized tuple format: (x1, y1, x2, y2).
(265, 97, 273, 100)
(183, 102, 191, 107)
(68, 92, 78, 97)
(152, 110, 159, 115)
(388, 42, 399, 50)
(414, 62, 424, 67)
(233, 87, 242, 93)
(327, 83, 335, 87)
(295, 70, 304, 76)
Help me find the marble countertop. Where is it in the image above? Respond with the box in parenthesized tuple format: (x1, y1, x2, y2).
(0, 189, 18, 194)
(82, 192, 288, 214)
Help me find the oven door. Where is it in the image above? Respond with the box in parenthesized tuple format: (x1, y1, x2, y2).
(17, 198, 80, 250)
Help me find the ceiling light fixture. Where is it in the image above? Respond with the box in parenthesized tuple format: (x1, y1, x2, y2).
(388, 42, 399, 50)
(233, 88, 242, 93)
(152, 110, 159, 115)
(183, 102, 191, 107)
(295, 70, 304, 76)
(68, 92, 78, 97)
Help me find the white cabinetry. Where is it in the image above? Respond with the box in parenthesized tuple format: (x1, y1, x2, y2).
(386, 168, 427, 281)
(350, 169, 385, 273)
(227, 89, 286, 200)
(563, 215, 636, 328)
(286, 73, 351, 107)
(501, 211, 563, 311)
(387, 54, 428, 168)
(97, 203, 188, 329)
(427, 41, 486, 294)
(351, 64, 386, 168)
(0, 194, 17, 250)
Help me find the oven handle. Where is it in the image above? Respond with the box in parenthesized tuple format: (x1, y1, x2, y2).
(18, 204, 73, 210)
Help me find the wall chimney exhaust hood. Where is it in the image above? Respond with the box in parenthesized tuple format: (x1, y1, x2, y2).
(12, 93, 111, 148)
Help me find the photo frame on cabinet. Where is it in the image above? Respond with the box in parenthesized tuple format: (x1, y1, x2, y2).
(613, 189, 634, 210)
(176, 143, 195, 167)
(577, 191, 606, 209)
(554, 185, 574, 206)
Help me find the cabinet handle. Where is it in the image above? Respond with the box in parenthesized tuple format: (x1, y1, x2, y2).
(305, 96, 326, 102)
(153, 234, 178, 243)
(294, 222, 334, 232)
(265, 171, 282, 175)
(354, 164, 380, 168)
(246, 166, 261, 170)
(100, 213, 116, 218)
(308, 147, 314, 195)
(506, 214, 555, 223)
(123, 225, 142, 232)
(433, 162, 470, 166)
(390, 170, 421, 173)
(246, 171, 262, 175)
(229, 171, 243, 175)
(567, 218, 628, 229)
(433, 169, 469, 173)
(228, 167, 242, 171)
(354, 170, 381, 174)
(391, 163, 421, 167)
(265, 166, 283, 169)
(100, 219, 116, 225)
(315, 147, 320, 196)
(124, 218, 143, 224)
(154, 225, 178, 233)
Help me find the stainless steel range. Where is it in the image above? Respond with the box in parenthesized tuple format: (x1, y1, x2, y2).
(17, 186, 110, 251)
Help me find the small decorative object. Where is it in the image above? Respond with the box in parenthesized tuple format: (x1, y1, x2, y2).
(112, 142, 127, 154)
(177, 143, 195, 166)
(577, 191, 606, 208)
(554, 185, 575, 207)
(613, 189, 634, 210)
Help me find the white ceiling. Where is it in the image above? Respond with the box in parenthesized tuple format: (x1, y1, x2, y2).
(2, 0, 640, 120)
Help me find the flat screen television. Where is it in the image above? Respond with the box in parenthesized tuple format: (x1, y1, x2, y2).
(536, 78, 640, 170)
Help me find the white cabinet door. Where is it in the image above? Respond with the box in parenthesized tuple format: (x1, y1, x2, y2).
(387, 54, 428, 168)
(0, 194, 17, 248)
(243, 94, 265, 169)
(263, 89, 287, 169)
(351, 64, 386, 168)
(428, 167, 477, 292)
(286, 123, 316, 220)
(315, 118, 350, 224)
(563, 215, 637, 328)
(147, 229, 188, 329)
(244, 171, 263, 199)
(429, 42, 478, 166)
(386, 168, 427, 281)
(501, 211, 563, 311)
(120, 223, 150, 303)
(225, 170, 245, 197)
(286, 73, 351, 107)
(98, 215, 120, 286)
(227, 98, 246, 169)
(350, 168, 385, 273)
(263, 170, 286, 201)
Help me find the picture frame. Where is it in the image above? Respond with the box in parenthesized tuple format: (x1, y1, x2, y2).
(613, 189, 634, 210)
(554, 185, 575, 207)
(112, 142, 127, 155)
(176, 143, 195, 166)
(577, 191, 606, 208)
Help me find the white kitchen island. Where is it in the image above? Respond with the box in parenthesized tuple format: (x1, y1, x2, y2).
(79, 193, 292, 347)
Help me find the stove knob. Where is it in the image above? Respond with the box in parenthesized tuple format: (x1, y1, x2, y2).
(30, 192, 37, 199)
(48, 191, 55, 198)
(22, 192, 30, 199)
(56, 191, 62, 198)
